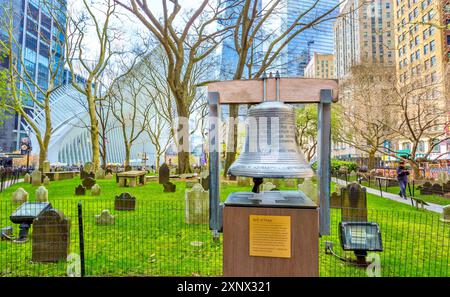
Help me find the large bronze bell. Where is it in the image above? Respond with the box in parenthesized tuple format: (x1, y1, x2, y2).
(228, 100, 314, 179)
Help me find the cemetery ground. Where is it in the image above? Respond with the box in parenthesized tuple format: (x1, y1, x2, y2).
(0, 177, 448, 277)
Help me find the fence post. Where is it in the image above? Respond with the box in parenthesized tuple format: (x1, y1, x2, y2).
(77, 202, 86, 277)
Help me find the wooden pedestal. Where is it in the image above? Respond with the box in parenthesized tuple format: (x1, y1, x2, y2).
(223, 205, 319, 277)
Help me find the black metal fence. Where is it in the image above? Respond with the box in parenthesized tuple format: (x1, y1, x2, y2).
(0, 200, 449, 277)
(0, 169, 25, 193)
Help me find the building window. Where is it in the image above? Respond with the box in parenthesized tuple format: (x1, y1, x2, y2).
(418, 141, 425, 152)
(424, 44, 429, 55)
(430, 40, 435, 51)
(430, 55, 436, 66)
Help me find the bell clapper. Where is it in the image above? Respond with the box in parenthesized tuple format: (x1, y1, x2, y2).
(252, 177, 264, 193)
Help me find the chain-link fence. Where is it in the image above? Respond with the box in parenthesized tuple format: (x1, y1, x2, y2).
(0, 200, 449, 277)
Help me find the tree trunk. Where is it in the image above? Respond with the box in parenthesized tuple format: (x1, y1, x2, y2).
(38, 147, 47, 172)
(223, 104, 239, 178)
(408, 160, 421, 179)
(87, 95, 100, 170)
(176, 106, 191, 174)
(101, 135, 107, 169)
(368, 150, 376, 170)
(124, 144, 131, 168)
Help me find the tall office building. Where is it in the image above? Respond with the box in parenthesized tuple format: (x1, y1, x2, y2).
(285, 0, 339, 76)
(0, 0, 68, 153)
(304, 52, 336, 78)
(334, 0, 395, 78)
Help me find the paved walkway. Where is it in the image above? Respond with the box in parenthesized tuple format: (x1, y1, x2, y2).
(0, 178, 24, 192)
(332, 177, 443, 214)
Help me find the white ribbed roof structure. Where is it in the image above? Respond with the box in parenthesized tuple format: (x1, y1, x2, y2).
(26, 85, 156, 166)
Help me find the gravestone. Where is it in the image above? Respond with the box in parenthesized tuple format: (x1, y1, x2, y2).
(237, 176, 251, 187)
(75, 185, 86, 196)
(186, 181, 199, 189)
(163, 182, 176, 193)
(95, 210, 115, 225)
(115, 192, 136, 211)
(35, 186, 48, 202)
(185, 184, 209, 224)
(330, 192, 341, 209)
(440, 205, 450, 223)
(419, 182, 433, 195)
(105, 168, 113, 175)
(443, 181, 450, 194)
(349, 170, 357, 179)
(43, 161, 50, 173)
(82, 177, 96, 190)
(24, 173, 31, 183)
(105, 173, 113, 180)
(91, 184, 101, 196)
(84, 162, 94, 174)
(159, 163, 170, 184)
(12, 188, 28, 204)
(32, 208, 69, 262)
(95, 168, 105, 180)
(341, 182, 367, 222)
(430, 183, 444, 195)
(200, 171, 210, 191)
(338, 166, 349, 175)
(298, 177, 317, 204)
(43, 176, 50, 186)
(31, 170, 42, 187)
(284, 179, 298, 188)
(262, 182, 276, 192)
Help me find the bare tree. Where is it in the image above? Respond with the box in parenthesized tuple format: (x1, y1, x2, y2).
(109, 70, 151, 168)
(222, 0, 346, 176)
(336, 64, 397, 169)
(114, 0, 236, 173)
(0, 0, 66, 170)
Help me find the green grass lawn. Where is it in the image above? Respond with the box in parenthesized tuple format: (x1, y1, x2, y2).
(0, 177, 448, 277)
(341, 175, 450, 206)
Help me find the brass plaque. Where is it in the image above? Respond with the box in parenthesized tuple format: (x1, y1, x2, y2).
(249, 215, 291, 258)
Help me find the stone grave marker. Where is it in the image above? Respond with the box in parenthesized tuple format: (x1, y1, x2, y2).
(95, 210, 115, 225)
(185, 184, 209, 224)
(341, 182, 367, 222)
(200, 171, 210, 191)
(75, 185, 86, 196)
(43, 176, 50, 186)
(262, 182, 276, 192)
(440, 205, 450, 223)
(419, 182, 433, 195)
(105, 173, 113, 180)
(114, 192, 136, 211)
(91, 184, 101, 196)
(159, 163, 170, 184)
(24, 173, 31, 183)
(82, 177, 96, 190)
(330, 192, 341, 209)
(237, 176, 251, 187)
(95, 168, 105, 180)
(298, 177, 317, 204)
(349, 170, 357, 179)
(35, 186, 48, 202)
(43, 161, 50, 173)
(443, 181, 450, 194)
(31, 170, 42, 187)
(84, 162, 94, 173)
(186, 181, 199, 189)
(163, 182, 176, 193)
(12, 188, 28, 204)
(32, 208, 69, 262)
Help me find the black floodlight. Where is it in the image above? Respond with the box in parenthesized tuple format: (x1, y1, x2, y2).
(339, 222, 383, 252)
(10, 202, 52, 242)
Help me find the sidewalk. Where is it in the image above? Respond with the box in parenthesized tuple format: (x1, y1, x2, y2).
(332, 177, 443, 214)
(0, 178, 24, 192)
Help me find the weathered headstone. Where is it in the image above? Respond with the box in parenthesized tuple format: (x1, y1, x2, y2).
(341, 182, 367, 222)
(440, 205, 450, 223)
(339, 166, 349, 175)
(31, 170, 42, 187)
(82, 177, 96, 190)
(91, 184, 101, 196)
(330, 192, 341, 209)
(262, 182, 276, 192)
(185, 184, 209, 224)
(443, 181, 450, 194)
(95, 210, 115, 225)
(237, 176, 251, 187)
(200, 171, 210, 191)
(35, 186, 48, 202)
(105, 173, 113, 180)
(114, 192, 136, 211)
(284, 179, 298, 188)
(24, 173, 31, 183)
(298, 177, 317, 204)
(163, 182, 176, 193)
(95, 168, 105, 179)
(12, 188, 28, 204)
(75, 185, 86, 196)
(84, 162, 94, 174)
(43, 176, 50, 186)
(186, 181, 199, 189)
(419, 182, 433, 195)
(159, 163, 170, 184)
(32, 209, 69, 262)
(42, 161, 50, 173)
(349, 170, 357, 179)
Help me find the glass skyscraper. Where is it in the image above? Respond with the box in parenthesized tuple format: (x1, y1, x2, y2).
(285, 0, 339, 76)
(0, 0, 70, 153)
